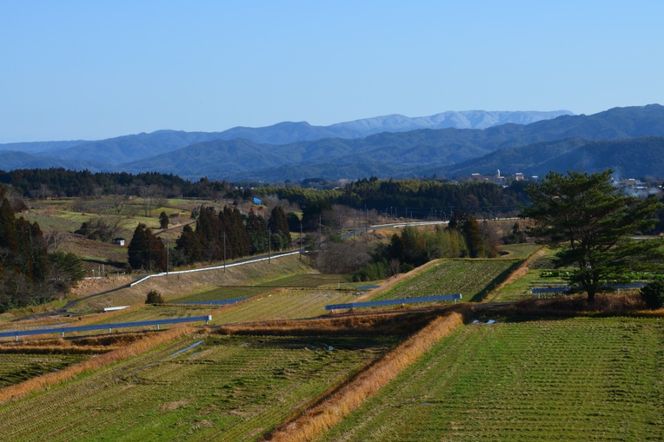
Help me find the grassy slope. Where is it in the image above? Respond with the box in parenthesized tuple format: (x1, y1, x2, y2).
(376, 259, 520, 302)
(321, 316, 664, 441)
(489, 248, 565, 302)
(0, 353, 88, 388)
(0, 335, 394, 441)
(71, 255, 314, 312)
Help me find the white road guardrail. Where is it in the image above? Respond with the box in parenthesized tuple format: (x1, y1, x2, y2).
(129, 250, 301, 287)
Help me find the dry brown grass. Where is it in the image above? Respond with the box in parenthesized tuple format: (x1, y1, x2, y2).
(265, 312, 463, 442)
(0, 325, 195, 404)
(216, 309, 439, 337)
(0, 345, 113, 354)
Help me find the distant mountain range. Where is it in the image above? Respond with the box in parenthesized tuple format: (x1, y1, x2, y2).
(0, 110, 570, 166)
(1, 105, 663, 181)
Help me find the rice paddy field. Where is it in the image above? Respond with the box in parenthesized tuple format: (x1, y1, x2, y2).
(0, 353, 89, 388)
(376, 259, 520, 302)
(0, 334, 396, 441)
(320, 316, 664, 441)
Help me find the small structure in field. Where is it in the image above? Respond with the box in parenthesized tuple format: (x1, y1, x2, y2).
(113, 237, 126, 246)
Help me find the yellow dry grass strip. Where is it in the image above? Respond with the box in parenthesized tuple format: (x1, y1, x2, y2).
(0, 325, 195, 404)
(0, 345, 114, 354)
(354, 259, 443, 302)
(266, 311, 464, 442)
(484, 246, 546, 302)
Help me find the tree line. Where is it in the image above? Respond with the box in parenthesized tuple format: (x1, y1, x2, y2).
(127, 205, 292, 271)
(261, 178, 530, 222)
(317, 214, 500, 281)
(0, 188, 84, 311)
(0, 169, 239, 199)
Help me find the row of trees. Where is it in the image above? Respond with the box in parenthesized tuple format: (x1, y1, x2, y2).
(0, 169, 237, 199)
(265, 178, 530, 221)
(127, 205, 293, 271)
(0, 189, 84, 311)
(318, 215, 499, 281)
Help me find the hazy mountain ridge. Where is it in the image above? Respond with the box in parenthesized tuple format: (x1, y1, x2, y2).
(0, 110, 571, 166)
(122, 104, 664, 181)
(2, 105, 663, 180)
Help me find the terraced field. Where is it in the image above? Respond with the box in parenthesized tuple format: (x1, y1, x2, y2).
(499, 243, 541, 260)
(377, 259, 520, 302)
(0, 353, 88, 388)
(0, 334, 395, 441)
(175, 273, 349, 303)
(488, 248, 566, 302)
(213, 289, 357, 325)
(321, 316, 664, 441)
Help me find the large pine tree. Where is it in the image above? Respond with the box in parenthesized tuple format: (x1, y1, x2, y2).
(523, 170, 664, 302)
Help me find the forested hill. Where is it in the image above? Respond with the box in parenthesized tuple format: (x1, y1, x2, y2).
(124, 104, 664, 181)
(442, 137, 664, 178)
(1, 105, 664, 180)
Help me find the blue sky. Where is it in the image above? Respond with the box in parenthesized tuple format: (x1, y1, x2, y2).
(1, 0, 663, 142)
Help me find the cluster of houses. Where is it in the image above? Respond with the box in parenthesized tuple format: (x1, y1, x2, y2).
(468, 170, 533, 186)
(614, 178, 663, 198)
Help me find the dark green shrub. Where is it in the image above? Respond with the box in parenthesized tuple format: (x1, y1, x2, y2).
(145, 290, 164, 305)
(640, 281, 664, 309)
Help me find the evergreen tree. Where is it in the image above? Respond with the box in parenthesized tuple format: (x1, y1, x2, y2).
(128, 224, 150, 270)
(269, 206, 291, 250)
(0, 199, 17, 253)
(246, 210, 269, 254)
(461, 216, 483, 258)
(159, 211, 169, 229)
(196, 206, 221, 260)
(175, 225, 202, 264)
(523, 170, 664, 302)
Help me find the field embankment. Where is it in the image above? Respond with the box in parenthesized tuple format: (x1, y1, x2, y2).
(266, 312, 463, 442)
(0, 325, 194, 404)
(320, 315, 664, 441)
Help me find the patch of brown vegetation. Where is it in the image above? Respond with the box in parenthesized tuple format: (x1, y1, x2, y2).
(160, 399, 191, 411)
(216, 309, 442, 337)
(0, 326, 195, 404)
(0, 345, 113, 354)
(265, 312, 463, 442)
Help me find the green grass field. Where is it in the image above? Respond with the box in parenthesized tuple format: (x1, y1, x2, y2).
(321, 316, 664, 441)
(0, 334, 395, 441)
(488, 248, 567, 302)
(212, 289, 358, 325)
(499, 243, 541, 260)
(377, 259, 520, 302)
(176, 273, 350, 303)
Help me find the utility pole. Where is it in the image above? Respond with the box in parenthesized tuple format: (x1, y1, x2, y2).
(268, 230, 271, 263)
(166, 243, 169, 274)
(299, 218, 303, 261)
(223, 231, 226, 272)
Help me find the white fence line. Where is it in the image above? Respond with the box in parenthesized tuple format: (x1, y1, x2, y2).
(129, 251, 301, 287)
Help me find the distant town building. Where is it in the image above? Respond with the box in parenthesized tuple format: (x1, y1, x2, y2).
(514, 173, 525, 181)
